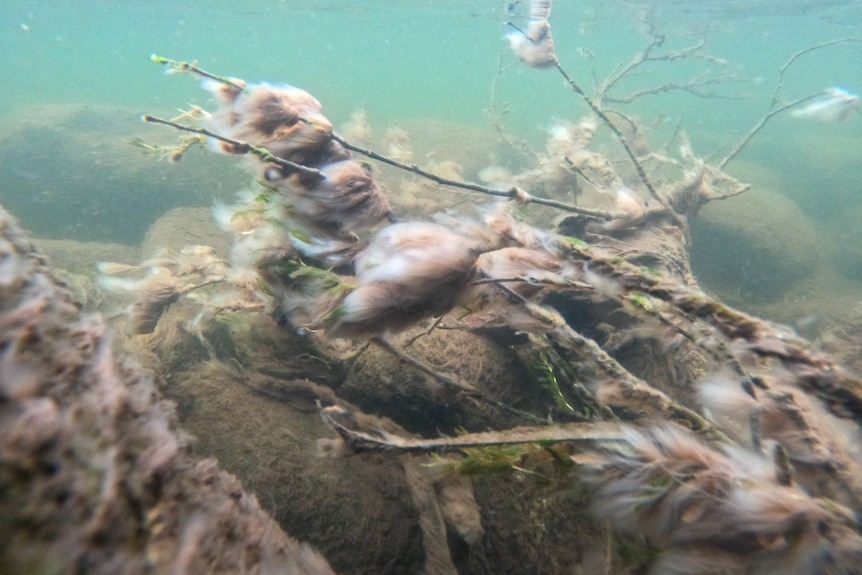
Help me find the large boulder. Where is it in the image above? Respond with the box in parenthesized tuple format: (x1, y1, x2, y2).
(690, 185, 822, 307)
(0, 104, 246, 244)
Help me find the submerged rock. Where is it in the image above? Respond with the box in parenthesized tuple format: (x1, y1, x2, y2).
(0, 104, 247, 244)
(691, 186, 821, 305)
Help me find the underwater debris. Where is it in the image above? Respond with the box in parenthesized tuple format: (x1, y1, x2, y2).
(145, 76, 393, 243)
(142, 69, 404, 335)
(200, 79, 392, 234)
(790, 87, 860, 121)
(204, 81, 335, 163)
(580, 424, 862, 575)
(381, 126, 414, 163)
(506, 0, 557, 68)
(290, 159, 393, 233)
(326, 221, 481, 338)
(506, 20, 557, 68)
(339, 107, 372, 145)
(128, 268, 181, 334)
(476, 247, 566, 292)
(697, 365, 862, 511)
(98, 245, 234, 335)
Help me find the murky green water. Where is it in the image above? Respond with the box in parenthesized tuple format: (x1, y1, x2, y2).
(1, 0, 860, 325)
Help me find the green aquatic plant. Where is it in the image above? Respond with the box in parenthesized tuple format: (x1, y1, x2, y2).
(612, 533, 661, 572)
(441, 445, 525, 476)
(535, 350, 578, 417)
(435, 442, 575, 491)
(130, 133, 205, 163)
(261, 257, 346, 295)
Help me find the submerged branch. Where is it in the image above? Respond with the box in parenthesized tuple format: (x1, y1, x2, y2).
(776, 38, 861, 95)
(719, 92, 825, 169)
(318, 402, 623, 455)
(485, 277, 718, 433)
(142, 115, 324, 181)
(721, 38, 861, 168)
(552, 62, 685, 228)
(330, 133, 613, 219)
(565, 244, 862, 427)
(597, 35, 742, 106)
(150, 54, 246, 91)
(603, 75, 748, 105)
(371, 337, 476, 394)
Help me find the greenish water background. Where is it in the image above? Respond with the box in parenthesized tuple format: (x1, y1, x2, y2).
(4, 1, 859, 141)
(1, 0, 860, 324)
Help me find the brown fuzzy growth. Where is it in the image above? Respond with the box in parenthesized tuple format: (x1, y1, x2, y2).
(581, 425, 862, 574)
(326, 222, 480, 338)
(129, 270, 181, 334)
(246, 90, 306, 137)
(0, 205, 336, 574)
(288, 160, 392, 232)
(209, 83, 335, 166)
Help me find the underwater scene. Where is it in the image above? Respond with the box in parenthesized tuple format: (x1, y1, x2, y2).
(2, 0, 862, 573)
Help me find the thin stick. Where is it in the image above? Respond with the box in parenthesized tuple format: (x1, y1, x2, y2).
(330, 133, 614, 219)
(550, 313, 719, 434)
(552, 62, 685, 228)
(150, 55, 612, 219)
(721, 38, 861, 168)
(371, 337, 474, 392)
(150, 54, 246, 92)
(318, 402, 623, 455)
(488, 42, 539, 165)
(142, 115, 324, 181)
(485, 276, 719, 434)
(470, 276, 591, 289)
(596, 36, 742, 105)
(404, 317, 443, 347)
(604, 76, 749, 105)
(776, 38, 860, 91)
(719, 92, 823, 169)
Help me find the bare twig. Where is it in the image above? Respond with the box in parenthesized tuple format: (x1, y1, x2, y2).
(596, 34, 667, 100)
(150, 54, 246, 91)
(549, 310, 719, 434)
(149, 55, 613, 219)
(604, 75, 748, 105)
(141, 115, 324, 181)
(718, 92, 824, 169)
(596, 37, 741, 105)
(563, 243, 862, 428)
(721, 38, 862, 168)
(371, 337, 475, 393)
(470, 276, 591, 290)
(330, 132, 613, 219)
(775, 38, 861, 98)
(488, 43, 539, 165)
(484, 275, 720, 433)
(552, 62, 684, 228)
(403, 316, 443, 347)
(130, 134, 206, 163)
